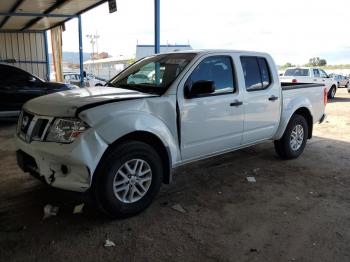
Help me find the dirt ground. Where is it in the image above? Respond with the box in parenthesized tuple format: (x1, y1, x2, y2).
(1, 89, 350, 262)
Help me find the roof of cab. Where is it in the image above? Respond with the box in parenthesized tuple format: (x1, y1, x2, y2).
(152, 49, 271, 57)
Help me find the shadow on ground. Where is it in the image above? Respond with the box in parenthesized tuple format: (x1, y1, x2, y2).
(1, 133, 350, 262)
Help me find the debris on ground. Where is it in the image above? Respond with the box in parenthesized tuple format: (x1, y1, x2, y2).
(296, 196, 301, 201)
(252, 168, 260, 174)
(253, 168, 260, 173)
(250, 248, 258, 252)
(246, 177, 256, 183)
(171, 204, 186, 214)
(283, 211, 288, 215)
(43, 204, 59, 220)
(104, 239, 116, 248)
(218, 191, 222, 195)
(73, 203, 85, 214)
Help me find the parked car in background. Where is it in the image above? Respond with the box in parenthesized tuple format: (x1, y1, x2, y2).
(127, 73, 153, 84)
(91, 76, 107, 86)
(16, 50, 327, 217)
(329, 74, 349, 88)
(63, 72, 106, 87)
(281, 67, 337, 98)
(0, 64, 78, 118)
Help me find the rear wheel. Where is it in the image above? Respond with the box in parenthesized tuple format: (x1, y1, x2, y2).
(328, 86, 336, 99)
(274, 114, 308, 160)
(93, 141, 163, 218)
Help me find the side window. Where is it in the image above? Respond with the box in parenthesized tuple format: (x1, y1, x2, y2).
(240, 56, 271, 91)
(189, 56, 235, 95)
(258, 58, 271, 88)
(313, 69, 320, 77)
(319, 69, 328, 78)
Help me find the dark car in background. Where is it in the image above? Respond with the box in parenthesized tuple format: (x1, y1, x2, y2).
(0, 64, 78, 118)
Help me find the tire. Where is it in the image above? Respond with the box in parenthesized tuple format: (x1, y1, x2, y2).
(328, 86, 336, 99)
(93, 140, 163, 218)
(274, 114, 308, 160)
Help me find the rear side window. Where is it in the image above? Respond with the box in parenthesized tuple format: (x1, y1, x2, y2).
(258, 58, 271, 88)
(285, 68, 310, 77)
(240, 56, 271, 91)
(189, 56, 235, 95)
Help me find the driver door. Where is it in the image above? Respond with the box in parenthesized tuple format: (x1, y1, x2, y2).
(177, 55, 244, 161)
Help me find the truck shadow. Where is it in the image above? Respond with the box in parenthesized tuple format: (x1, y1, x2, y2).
(1, 134, 350, 262)
(328, 96, 350, 103)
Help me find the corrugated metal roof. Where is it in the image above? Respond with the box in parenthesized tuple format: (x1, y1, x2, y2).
(0, 0, 107, 31)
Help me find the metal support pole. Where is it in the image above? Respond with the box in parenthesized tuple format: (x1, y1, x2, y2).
(154, 0, 160, 54)
(44, 31, 50, 81)
(78, 15, 84, 87)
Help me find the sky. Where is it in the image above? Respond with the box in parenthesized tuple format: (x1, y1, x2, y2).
(58, 0, 350, 65)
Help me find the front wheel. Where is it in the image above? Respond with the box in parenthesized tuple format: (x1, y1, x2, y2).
(274, 114, 308, 160)
(93, 141, 163, 218)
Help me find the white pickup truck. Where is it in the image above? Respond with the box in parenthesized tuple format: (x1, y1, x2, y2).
(281, 67, 337, 99)
(16, 50, 327, 217)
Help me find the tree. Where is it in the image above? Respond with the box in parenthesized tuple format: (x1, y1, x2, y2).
(281, 62, 295, 69)
(318, 59, 327, 66)
(127, 58, 136, 65)
(307, 57, 327, 67)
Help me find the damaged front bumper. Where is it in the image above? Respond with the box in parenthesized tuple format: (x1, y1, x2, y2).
(16, 129, 108, 192)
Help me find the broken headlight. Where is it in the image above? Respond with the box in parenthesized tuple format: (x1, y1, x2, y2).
(46, 118, 89, 143)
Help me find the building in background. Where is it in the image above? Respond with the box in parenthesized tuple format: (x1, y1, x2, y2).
(83, 55, 131, 80)
(136, 44, 192, 59)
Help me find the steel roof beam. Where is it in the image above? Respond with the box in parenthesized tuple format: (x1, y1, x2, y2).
(21, 0, 69, 31)
(0, 0, 25, 28)
(0, 12, 76, 18)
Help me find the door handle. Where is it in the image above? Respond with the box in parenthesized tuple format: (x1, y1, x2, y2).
(230, 100, 243, 107)
(268, 95, 279, 101)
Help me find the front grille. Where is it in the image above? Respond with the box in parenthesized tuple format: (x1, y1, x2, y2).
(17, 110, 53, 143)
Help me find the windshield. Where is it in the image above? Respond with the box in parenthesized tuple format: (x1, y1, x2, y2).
(284, 68, 310, 77)
(108, 53, 196, 94)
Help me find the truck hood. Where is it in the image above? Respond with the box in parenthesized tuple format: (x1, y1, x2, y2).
(24, 87, 157, 117)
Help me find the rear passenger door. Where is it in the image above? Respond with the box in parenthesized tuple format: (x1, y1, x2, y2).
(240, 56, 281, 144)
(178, 55, 244, 161)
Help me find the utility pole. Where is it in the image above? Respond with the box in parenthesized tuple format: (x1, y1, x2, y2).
(86, 32, 100, 76)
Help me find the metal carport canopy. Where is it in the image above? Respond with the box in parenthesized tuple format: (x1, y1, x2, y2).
(0, 0, 109, 85)
(0, 0, 161, 85)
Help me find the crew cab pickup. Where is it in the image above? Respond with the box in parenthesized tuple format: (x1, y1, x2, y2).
(16, 50, 327, 217)
(281, 67, 337, 99)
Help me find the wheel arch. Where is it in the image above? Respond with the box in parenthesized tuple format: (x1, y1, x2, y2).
(293, 107, 313, 139)
(95, 131, 173, 185)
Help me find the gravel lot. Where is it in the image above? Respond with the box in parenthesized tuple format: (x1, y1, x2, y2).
(1, 89, 350, 262)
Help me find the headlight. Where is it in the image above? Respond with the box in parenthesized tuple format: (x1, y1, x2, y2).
(46, 118, 89, 143)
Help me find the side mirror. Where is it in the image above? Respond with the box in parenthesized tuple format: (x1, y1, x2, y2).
(185, 80, 215, 98)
